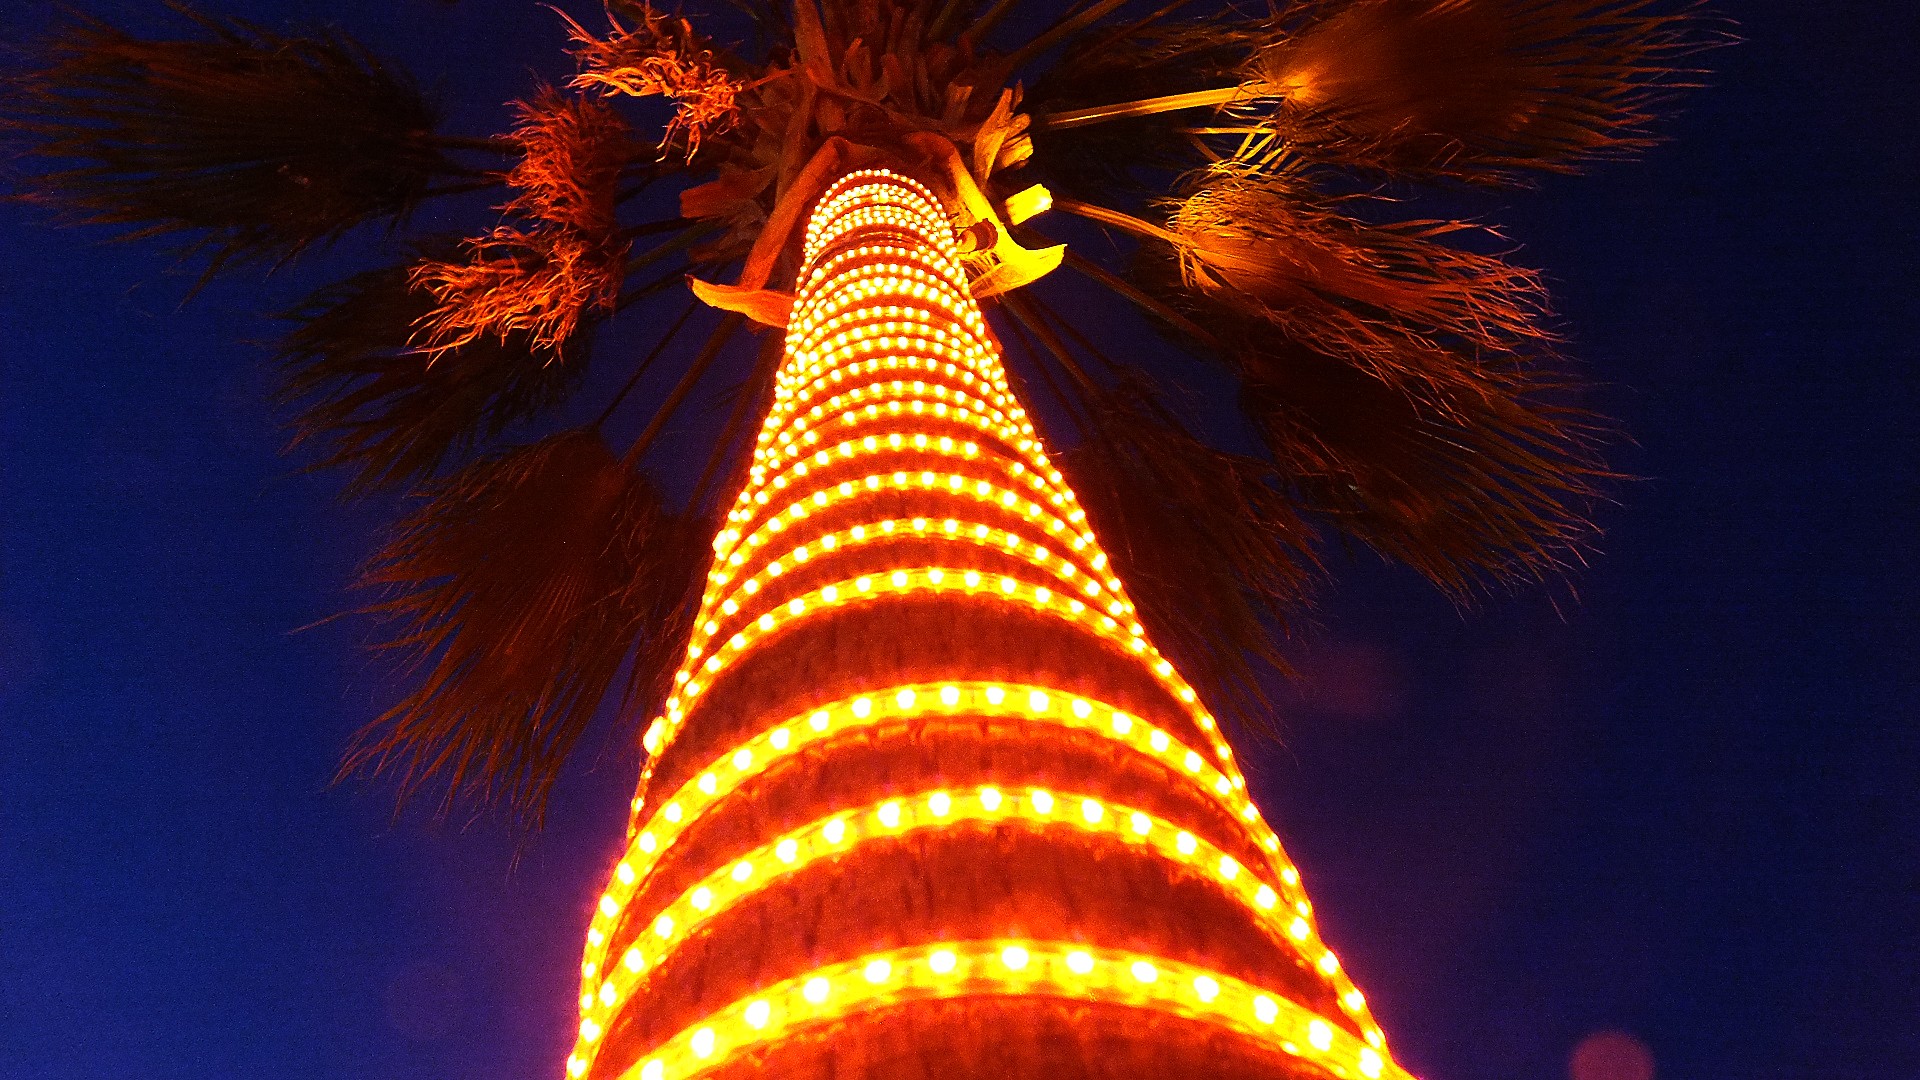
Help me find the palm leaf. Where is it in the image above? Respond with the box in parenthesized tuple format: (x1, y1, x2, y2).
(1, 3, 468, 274)
(1235, 322, 1613, 594)
(339, 430, 700, 825)
(1251, 0, 1712, 181)
(1061, 376, 1321, 727)
(276, 257, 589, 497)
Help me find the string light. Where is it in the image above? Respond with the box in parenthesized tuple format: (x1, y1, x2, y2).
(568, 170, 1402, 1080)
(593, 940, 1410, 1080)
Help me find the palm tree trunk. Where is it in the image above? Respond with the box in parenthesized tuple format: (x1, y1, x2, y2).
(565, 169, 1406, 1080)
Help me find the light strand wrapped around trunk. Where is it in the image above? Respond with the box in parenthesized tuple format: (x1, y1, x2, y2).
(566, 169, 1410, 1080)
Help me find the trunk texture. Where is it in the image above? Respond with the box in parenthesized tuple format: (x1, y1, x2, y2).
(566, 169, 1407, 1080)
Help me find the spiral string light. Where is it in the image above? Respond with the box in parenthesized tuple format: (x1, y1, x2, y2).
(567, 170, 1411, 1080)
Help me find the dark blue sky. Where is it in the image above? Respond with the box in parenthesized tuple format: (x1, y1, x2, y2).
(3, 2, 1915, 1078)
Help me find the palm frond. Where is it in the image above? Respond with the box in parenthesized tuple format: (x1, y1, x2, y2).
(1, 3, 462, 274)
(1160, 171, 1555, 388)
(561, 1, 745, 156)
(411, 88, 641, 356)
(1235, 324, 1614, 594)
(1255, 0, 1712, 180)
(277, 258, 588, 496)
(339, 430, 700, 824)
(1061, 376, 1321, 729)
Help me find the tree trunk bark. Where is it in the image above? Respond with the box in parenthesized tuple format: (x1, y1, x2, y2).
(566, 169, 1406, 1080)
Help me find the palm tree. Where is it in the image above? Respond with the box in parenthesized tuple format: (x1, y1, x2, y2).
(3, 2, 1716, 1078)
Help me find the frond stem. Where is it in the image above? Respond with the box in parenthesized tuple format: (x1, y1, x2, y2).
(1000, 0, 1130, 69)
(621, 312, 744, 467)
(1052, 197, 1180, 246)
(421, 134, 521, 155)
(1036, 85, 1248, 130)
(593, 299, 699, 430)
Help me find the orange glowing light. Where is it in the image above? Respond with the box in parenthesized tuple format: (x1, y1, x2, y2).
(566, 170, 1404, 1080)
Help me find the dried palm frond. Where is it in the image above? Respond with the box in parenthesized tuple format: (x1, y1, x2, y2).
(1, 3, 459, 273)
(502, 87, 641, 233)
(1234, 325, 1613, 594)
(410, 228, 627, 356)
(277, 259, 587, 496)
(1257, 0, 1710, 180)
(1161, 171, 1555, 389)
(1060, 377, 1321, 728)
(561, 2, 745, 156)
(340, 430, 701, 824)
(408, 88, 643, 355)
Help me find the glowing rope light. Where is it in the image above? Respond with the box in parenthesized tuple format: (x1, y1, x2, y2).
(590, 941, 1412, 1080)
(584, 788, 1297, 1029)
(572, 169, 1402, 1080)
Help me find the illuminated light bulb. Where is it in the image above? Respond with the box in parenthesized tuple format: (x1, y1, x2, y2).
(771, 727, 791, 750)
(964, 571, 982, 588)
(985, 686, 1005, 706)
(929, 791, 952, 816)
(691, 1027, 716, 1059)
(580, 1019, 601, 1043)
(1344, 989, 1366, 1011)
(639, 831, 658, 853)
(891, 571, 908, 588)
(732, 861, 754, 883)
(692, 886, 713, 911)
(979, 786, 1004, 811)
(1149, 730, 1170, 753)
(600, 980, 618, 1006)
(940, 685, 961, 707)
(1193, 975, 1220, 1002)
(1030, 789, 1055, 815)
(852, 697, 873, 719)
(641, 1061, 664, 1080)
(1034, 586, 1052, 603)
(568, 1056, 586, 1077)
(699, 773, 718, 795)
(823, 585, 839, 602)
(1256, 885, 1278, 910)
(1218, 856, 1240, 881)
(878, 801, 903, 829)
(599, 895, 620, 918)
(856, 576, 873, 593)
(1318, 952, 1341, 975)
(809, 710, 831, 731)
(1131, 960, 1159, 984)
(1001, 945, 1030, 971)
(896, 688, 917, 710)
(1282, 867, 1301, 886)
(758, 614, 774, 631)
(1028, 690, 1050, 713)
(863, 959, 892, 984)
(803, 977, 831, 1004)
(824, 819, 847, 844)
(586, 928, 604, 947)
(929, 949, 957, 975)
(1176, 831, 1198, 856)
(1254, 995, 1279, 1024)
(1308, 1019, 1334, 1052)
(623, 947, 644, 972)
(1071, 699, 1092, 719)
(1081, 799, 1104, 824)
(1000, 576, 1017, 594)
(776, 838, 799, 863)
(1065, 950, 1095, 975)
(1289, 918, 1311, 941)
(744, 999, 771, 1029)
(1111, 712, 1133, 735)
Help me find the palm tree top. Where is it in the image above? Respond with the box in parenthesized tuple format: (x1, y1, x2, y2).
(1, 0, 1722, 824)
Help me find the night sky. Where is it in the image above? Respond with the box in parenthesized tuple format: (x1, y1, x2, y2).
(2, 2, 1914, 1078)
